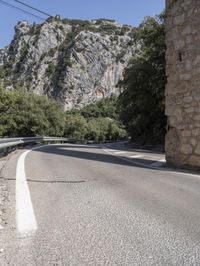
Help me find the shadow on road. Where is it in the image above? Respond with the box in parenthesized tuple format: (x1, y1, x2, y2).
(35, 144, 158, 170)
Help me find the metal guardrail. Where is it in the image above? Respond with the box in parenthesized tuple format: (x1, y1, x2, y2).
(0, 136, 68, 150)
(0, 137, 127, 153)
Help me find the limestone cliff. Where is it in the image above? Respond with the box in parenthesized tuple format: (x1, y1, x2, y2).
(0, 17, 137, 110)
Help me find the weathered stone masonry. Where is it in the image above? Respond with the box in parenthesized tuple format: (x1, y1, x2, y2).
(165, 0, 200, 168)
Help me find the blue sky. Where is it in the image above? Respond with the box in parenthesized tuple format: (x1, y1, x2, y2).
(0, 0, 165, 48)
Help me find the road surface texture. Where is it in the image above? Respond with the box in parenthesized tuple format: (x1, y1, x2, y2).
(1, 143, 200, 265)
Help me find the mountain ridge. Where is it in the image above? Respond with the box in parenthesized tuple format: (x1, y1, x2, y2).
(0, 16, 137, 110)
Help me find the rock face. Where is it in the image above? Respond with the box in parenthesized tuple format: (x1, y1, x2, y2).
(165, 0, 200, 168)
(0, 17, 137, 110)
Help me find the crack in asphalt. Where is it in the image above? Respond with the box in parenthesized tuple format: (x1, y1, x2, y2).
(2, 177, 86, 184)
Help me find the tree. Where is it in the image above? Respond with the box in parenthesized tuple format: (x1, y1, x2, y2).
(64, 97, 127, 142)
(108, 120, 127, 141)
(80, 96, 119, 120)
(0, 87, 65, 137)
(65, 113, 88, 140)
(0, 85, 13, 136)
(118, 14, 166, 145)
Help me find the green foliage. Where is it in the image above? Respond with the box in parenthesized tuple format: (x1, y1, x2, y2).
(98, 23, 117, 34)
(64, 97, 127, 142)
(119, 25, 131, 36)
(48, 48, 56, 57)
(96, 19, 116, 24)
(0, 41, 30, 88)
(51, 32, 76, 89)
(80, 96, 119, 120)
(15, 42, 29, 73)
(0, 86, 65, 137)
(29, 23, 41, 36)
(0, 89, 126, 142)
(65, 113, 88, 140)
(86, 117, 126, 142)
(118, 14, 166, 145)
(116, 50, 126, 63)
(0, 56, 15, 80)
(45, 63, 56, 77)
(62, 19, 91, 28)
(47, 17, 120, 36)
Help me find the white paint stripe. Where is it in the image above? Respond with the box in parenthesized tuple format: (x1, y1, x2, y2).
(151, 159, 166, 167)
(129, 155, 143, 159)
(103, 148, 158, 169)
(102, 146, 200, 178)
(103, 147, 167, 170)
(16, 149, 37, 236)
(104, 149, 119, 152)
(113, 151, 126, 155)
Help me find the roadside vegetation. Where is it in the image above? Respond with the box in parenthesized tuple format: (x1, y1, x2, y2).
(0, 88, 127, 142)
(0, 86, 65, 137)
(118, 13, 166, 146)
(65, 96, 127, 142)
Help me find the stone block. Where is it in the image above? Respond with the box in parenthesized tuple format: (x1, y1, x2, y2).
(182, 25, 192, 35)
(194, 115, 200, 120)
(173, 14, 185, 26)
(188, 155, 200, 166)
(179, 73, 191, 80)
(190, 138, 197, 146)
(193, 55, 200, 65)
(195, 143, 200, 155)
(175, 39, 186, 50)
(180, 144, 193, 155)
(181, 130, 191, 137)
(183, 96, 193, 103)
(192, 129, 200, 136)
(185, 107, 195, 113)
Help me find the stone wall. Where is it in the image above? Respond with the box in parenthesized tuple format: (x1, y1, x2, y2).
(165, 0, 200, 168)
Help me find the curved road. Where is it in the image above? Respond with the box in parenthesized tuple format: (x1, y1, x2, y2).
(1, 143, 200, 265)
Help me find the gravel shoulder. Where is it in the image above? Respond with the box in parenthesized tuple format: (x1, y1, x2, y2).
(0, 158, 8, 261)
(0, 159, 8, 229)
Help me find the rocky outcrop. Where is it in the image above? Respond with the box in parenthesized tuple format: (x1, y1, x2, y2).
(165, 0, 200, 168)
(0, 17, 136, 110)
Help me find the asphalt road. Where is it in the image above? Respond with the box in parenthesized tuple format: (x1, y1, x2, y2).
(1, 143, 200, 265)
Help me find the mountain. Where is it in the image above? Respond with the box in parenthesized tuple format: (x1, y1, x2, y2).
(0, 16, 137, 110)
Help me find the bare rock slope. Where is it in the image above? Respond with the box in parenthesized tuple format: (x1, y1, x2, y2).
(0, 17, 137, 110)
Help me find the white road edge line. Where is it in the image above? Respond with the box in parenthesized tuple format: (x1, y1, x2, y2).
(129, 155, 143, 159)
(16, 148, 38, 236)
(15, 144, 65, 236)
(103, 148, 158, 169)
(113, 151, 127, 155)
(104, 149, 119, 152)
(102, 146, 200, 178)
(151, 159, 166, 167)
